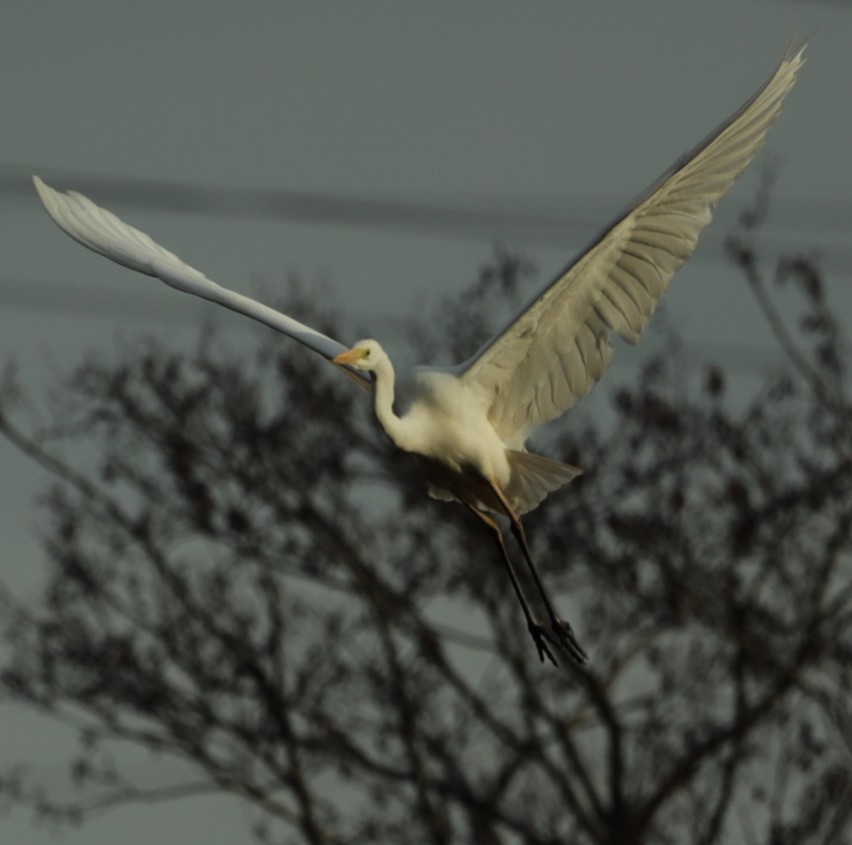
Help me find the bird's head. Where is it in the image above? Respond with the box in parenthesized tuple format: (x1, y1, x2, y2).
(332, 339, 385, 372)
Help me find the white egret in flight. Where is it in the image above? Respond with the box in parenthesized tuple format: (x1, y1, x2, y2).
(33, 45, 803, 666)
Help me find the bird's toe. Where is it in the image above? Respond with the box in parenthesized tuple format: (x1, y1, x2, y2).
(528, 621, 559, 667)
(552, 618, 588, 664)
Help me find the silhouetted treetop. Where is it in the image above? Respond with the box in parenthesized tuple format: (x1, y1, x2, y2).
(1, 245, 850, 845)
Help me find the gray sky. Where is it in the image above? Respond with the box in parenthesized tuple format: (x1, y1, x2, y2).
(2, 2, 851, 843)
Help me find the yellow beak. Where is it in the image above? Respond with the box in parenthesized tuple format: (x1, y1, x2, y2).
(332, 347, 364, 366)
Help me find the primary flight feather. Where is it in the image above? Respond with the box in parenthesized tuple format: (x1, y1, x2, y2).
(33, 44, 804, 666)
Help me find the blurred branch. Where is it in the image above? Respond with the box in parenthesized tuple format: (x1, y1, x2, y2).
(1, 224, 851, 844)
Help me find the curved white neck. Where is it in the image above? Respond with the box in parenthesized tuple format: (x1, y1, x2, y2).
(371, 354, 410, 450)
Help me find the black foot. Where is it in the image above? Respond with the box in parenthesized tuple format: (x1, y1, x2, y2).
(528, 621, 559, 667)
(551, 617, 588, 664)
(527, 619, 588, 667)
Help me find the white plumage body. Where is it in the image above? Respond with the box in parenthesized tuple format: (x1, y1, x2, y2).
(387, 365, 579, 515)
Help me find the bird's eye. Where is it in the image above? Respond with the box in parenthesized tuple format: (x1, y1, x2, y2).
(364, 348, 371, 358)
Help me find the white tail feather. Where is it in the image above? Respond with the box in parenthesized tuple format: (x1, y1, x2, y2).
(505, 451, 582, 515)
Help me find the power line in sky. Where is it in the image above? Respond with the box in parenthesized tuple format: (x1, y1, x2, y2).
(3, 165, 846, 377)
(0, 276, 793, 375)
(4, 165, 852, 249)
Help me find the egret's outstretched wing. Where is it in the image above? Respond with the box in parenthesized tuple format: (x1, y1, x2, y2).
(460, 45, 804, 444)
(33, 177, 370, 391)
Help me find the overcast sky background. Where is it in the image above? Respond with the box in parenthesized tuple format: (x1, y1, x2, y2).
(2, 2, 851, 842)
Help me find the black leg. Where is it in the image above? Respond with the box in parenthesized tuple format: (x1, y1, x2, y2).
(488, 485, 588, 665)
(463, 503, 559, 666)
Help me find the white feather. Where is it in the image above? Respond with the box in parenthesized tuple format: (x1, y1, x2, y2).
(459, 45, 804, 443)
